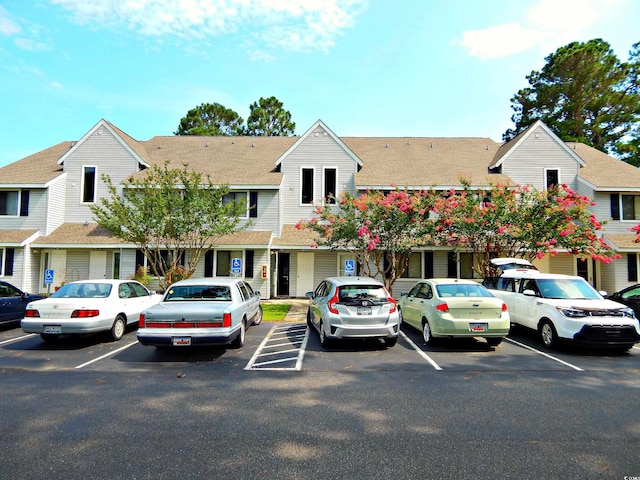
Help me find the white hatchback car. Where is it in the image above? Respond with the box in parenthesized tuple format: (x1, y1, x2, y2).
(489, 269, 640, 350)
(22, 280, 162, 342)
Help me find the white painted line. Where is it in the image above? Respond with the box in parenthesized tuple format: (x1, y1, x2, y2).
(245, 324, 277, 370)
(245, 323, 309, 371)
(252, 357, 299, 367)
(295, 327, 310, 371)
(505, 338, 584, 371)
(400, 331, 442, 370)
(0, 333, 35, 346)
(256, 348, 300, 357)
(74, 340, 138, 369)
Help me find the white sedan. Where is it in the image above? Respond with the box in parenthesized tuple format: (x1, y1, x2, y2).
(21, 280, 162, 342)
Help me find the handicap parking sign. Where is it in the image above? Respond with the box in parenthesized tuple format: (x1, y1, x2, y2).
(44, 269, 54, 285)
(345, 259, 355, 275)
(231, 258, 242, 275)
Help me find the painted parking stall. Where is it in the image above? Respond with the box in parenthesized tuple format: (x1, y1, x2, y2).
(245, 323, 309, 370)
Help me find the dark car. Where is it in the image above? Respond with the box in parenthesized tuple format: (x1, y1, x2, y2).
(0, 281, 44, 325)
(609, 284, 640, 321)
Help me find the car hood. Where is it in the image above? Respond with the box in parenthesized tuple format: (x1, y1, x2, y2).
(540, 297, 630, 311)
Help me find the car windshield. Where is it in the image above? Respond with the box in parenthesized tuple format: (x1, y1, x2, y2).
(536, 278, 601, 300)
(338, 285, 389, 303)
(164, 285, 232, 301)
(436, 283, 493, 298)
(51, 283, 111, 298)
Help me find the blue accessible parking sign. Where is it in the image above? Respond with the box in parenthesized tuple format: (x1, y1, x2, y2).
(345, 259, 355, 275)
(231, 258, 242, 275)
(44, 269, 54, 285)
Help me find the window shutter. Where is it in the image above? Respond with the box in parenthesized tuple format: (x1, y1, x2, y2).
(245, 250, 254, 277)
(4, 248, 14, 276)
(424, 251, 434, 279)
(204, 250, 214, 277)
(249, 192, 258, 218)
(135, 250, 145, 273)
(19, 191, 29, 217)
(611, 194, 620, 220)
(628, 253, 638, 282)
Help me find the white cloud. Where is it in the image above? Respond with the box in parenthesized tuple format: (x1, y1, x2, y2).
(49, 0, 367, 55)
(459, 0, 628, 59)
(0, 5, 21, 35)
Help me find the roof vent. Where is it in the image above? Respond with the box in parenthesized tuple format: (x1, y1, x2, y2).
(205, 142, 209, 147)
(251, 142, 255, 148)
(430, 142, 434, 148)
(385, 143, 389, 148)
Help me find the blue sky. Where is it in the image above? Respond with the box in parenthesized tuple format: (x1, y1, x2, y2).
(0, 0, 638, 167)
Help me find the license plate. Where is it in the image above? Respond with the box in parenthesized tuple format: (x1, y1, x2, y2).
(357, 306, 372, 315)
(44, 325, 61, 334)
(172, 336, 192, 346)
(469, 323, 487, 333)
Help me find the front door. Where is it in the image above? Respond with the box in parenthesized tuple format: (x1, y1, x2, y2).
(89, 251, 107, 279)
(296, 252, 315, 297)
(277, 253, 290, 297)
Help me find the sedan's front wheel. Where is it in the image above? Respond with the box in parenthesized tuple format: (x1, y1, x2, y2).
(110, 315, 126, 342)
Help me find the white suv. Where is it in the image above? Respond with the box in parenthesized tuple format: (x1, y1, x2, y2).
(488, 269, 640, 350)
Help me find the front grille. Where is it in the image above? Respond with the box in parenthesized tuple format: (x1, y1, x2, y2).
(574, 325, 640, 345)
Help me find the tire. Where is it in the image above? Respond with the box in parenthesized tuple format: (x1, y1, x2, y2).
(422, 319, 436, 346)
(109, 315, 126, 342)
(384, 336, 398, 347)
(398, 307, 404, 326)
(40, 333, 61, 342)
(539, 320, 558, 349)
(486, 337, 503, 347)
(306, 308, 313, 328)
(252, 306, 263, 326)
(319, 321, 332, 348)
(232, 320, 246, 348)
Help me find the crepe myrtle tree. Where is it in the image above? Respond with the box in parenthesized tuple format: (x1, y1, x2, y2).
(91, 161, 249, 290)
(296, 187, 436, 295)
(431, 180, 619, 278)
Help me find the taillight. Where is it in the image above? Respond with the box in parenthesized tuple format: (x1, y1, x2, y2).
(138, 313, 145, 328)
(328, 291, 340, 314)
(24, 309, 40, 317)
(501, 303, 508, 312)
(388, 297, 397, 313)
(223, 312, 232, 327)
(436, 303, 449, 312)
(71, 309, 100, 318)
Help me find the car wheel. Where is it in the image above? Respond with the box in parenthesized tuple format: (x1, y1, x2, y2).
(398, 307, 404, 326)
(422, 319, 436, 346)
(252, 306, 263, 326)
(384, 336, 398, 347)
(306, 308, 313, 328)
(110, 315, 126, 342)
(486, 338, 503, 347)
(40, 333, 61, 342)
(319, 321, 332, 348)
(232, 320, 246, 348)
(539, 320, 557, 349)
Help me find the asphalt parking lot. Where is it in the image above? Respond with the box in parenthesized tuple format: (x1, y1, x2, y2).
(0, 308, 638, 374)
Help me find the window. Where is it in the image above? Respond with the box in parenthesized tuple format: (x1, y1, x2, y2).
(0, 248, 14, 276)
(222, 191, 248, 217)
(113, 252, 121, 279)
(249, 191, 258, 218)
(134, 249, 185, 276)
(0, 191, 19, 215)
(545, 169, 559, 189)
(301, 168, 314, 204)
(622, 195, 640, 220)
(82, 166, 97, 203)
(324, 168, 337, 204)
(216, 250, 242, 276)
(401, 252, 422, 278)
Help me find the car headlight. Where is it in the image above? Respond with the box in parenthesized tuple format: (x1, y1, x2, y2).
(556, 306, 587, 318)
(622, 307, 636, 318)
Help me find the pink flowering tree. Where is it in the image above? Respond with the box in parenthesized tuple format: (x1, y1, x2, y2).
(431, 181, 619, 278)
(296, 187, 436, 295)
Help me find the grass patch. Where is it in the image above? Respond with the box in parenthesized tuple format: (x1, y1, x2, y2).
(262, 303, 290, 321)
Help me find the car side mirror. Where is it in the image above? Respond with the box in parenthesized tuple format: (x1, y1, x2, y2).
(400, 292, 408, 297)
(523, 289, 537, 297)
(305, 291, 314, 299)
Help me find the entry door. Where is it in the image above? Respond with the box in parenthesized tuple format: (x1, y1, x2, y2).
(296, 252, 315, 297)
(277, 253, 290, 297)
(89, 251, 107, 279)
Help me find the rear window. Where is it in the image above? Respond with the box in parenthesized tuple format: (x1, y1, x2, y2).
(165, 285, 232, 301)
(338, 285, 389, 304)
(436, 283, 494, 298)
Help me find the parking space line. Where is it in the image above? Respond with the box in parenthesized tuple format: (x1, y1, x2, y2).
(505, 338, 584, 371)
(74, 340, 138, 369)
(245, 323, 309, 371)
(399, 331, 443, 370)
(0, 333, 35, 346)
